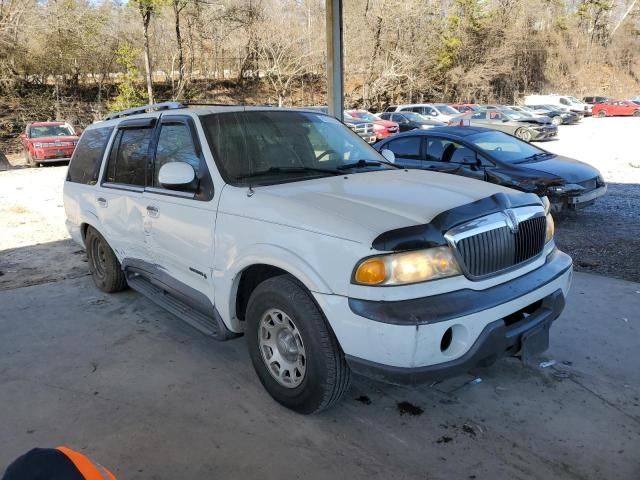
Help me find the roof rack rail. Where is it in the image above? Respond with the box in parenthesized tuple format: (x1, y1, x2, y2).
(104, 101, 185, 121)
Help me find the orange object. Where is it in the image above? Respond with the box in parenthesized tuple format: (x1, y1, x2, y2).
(56, 446, 117, 480)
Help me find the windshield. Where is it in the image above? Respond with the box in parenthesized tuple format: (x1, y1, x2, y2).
(201, 111, 388, 185)
(501, 109, 530, 120)
(401, 111, 427, 122)
(469, 131, 549, 163)
(350, 111, 378, 122)
(29, 124, 74, 138)
(434, 104, 459, 115)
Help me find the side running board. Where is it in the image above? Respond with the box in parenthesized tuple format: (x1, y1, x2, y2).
(126, 273, 240, 341)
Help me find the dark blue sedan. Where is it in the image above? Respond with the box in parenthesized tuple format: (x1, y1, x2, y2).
(374, 127, 606, 213)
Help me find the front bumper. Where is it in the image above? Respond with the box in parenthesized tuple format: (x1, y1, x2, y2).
(567, 185, 607, 206)
(531, 127, 558, 141)
(314, 248, 572, 382)
(347, 289, 565, 385)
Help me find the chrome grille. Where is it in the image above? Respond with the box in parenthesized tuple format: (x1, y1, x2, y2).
(450, 213, 547, 278)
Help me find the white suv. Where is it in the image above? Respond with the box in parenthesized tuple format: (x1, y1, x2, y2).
(64, 102, 573, 413)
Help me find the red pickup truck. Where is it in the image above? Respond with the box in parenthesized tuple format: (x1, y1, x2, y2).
(19, 121, 81, 167)
(592, 100, 640, 117)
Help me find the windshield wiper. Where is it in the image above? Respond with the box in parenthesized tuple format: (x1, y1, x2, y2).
(236, 166, 342, 181)
(337, 159, 400, 170)
(517, 152, 554, 163)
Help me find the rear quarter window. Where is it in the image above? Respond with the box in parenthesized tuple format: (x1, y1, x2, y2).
(66, 126, 114, 185)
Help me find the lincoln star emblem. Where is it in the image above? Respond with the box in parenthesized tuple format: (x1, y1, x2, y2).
(504, 209, 520, 234)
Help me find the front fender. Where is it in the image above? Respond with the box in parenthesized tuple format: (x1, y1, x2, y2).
(214, 243, 334, 332)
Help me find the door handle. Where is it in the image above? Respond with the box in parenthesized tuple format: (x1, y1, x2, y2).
(146, 205, 159, 218)
(97, 197, 108, 208)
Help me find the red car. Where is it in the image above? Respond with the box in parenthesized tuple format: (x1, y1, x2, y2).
(592, 100, 640, 118)
(450, 103, 480, 113)
(346, 110, 399, 140)
(19, 121, 81, 167)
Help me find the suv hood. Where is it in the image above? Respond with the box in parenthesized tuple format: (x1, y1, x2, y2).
(220, 170, 514, 245)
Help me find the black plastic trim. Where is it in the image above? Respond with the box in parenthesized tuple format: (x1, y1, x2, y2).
(346, 289, 566, 385)
(348, 248, 571, 325)
(371, 191, 543, 251)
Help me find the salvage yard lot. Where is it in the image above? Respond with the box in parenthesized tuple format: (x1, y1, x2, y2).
(1, 117, 639, 479)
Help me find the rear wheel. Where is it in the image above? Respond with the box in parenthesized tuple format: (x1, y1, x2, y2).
(597, 110, 607, 118)
(515, 128, 532, 142)
(246, 275, 351, 414)
(85, 227, 127, 293)
(633, 110, 640, 117)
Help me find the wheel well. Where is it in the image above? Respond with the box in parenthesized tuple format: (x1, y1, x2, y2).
(235, 264, 288, 321)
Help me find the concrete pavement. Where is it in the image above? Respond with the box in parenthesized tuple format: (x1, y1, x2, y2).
(0, 272, 638, 479)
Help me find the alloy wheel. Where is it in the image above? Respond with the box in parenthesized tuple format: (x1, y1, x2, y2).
(258, 308, 307, 388)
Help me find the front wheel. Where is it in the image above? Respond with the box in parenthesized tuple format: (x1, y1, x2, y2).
(246, 275, 351, 414)
(515, 128, 532, 142)
(552, 116, 562, 125)
(24, 150, 36, 167)
(85, 227, 127, 293)
(633, 110, 640, 117)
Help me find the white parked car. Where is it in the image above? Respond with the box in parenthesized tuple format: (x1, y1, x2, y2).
(384, 103, 460, 123)
(64, 103, 573, 413)
(524, 94, 592, 116)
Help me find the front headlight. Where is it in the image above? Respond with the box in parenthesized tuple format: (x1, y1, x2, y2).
(353, 246, 461, 286)
(545, 213, 555, 243)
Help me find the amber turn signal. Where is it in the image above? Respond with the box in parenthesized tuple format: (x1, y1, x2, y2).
(354, 258, 386, 285)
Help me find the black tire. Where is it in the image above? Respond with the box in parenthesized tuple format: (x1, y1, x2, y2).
(24, 150, 35, 167)
(85, 227, 127, 293)
(633, 110, 640, 117)
(597, 110, 606, 118)
(246, 275, 351, 414)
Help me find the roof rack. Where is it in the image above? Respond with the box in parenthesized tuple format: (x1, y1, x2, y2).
(104, 101, 185, 121)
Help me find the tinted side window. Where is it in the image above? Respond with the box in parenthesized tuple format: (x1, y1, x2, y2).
(471, 111, 486, 120)
(427, 139, 465, 162)
(105, 128, 152, 186)
(66, 127, 113, 185)
(559, 98, 570, 105)
(154, 123, 200, 187)
(386, 137, 422, 160)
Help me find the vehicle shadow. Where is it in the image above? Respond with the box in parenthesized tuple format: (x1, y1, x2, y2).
(0, 238, 89, 291)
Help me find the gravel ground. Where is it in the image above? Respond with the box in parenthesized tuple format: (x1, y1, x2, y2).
(542, 117, 640, 282)
(0, 116, 638, 288)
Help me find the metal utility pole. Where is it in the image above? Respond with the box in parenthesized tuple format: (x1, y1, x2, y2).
(325, 0, 344, 121)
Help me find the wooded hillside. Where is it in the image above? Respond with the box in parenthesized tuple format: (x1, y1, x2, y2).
(0, 0, 638, 145)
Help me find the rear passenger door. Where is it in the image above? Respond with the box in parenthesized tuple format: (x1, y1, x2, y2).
(99, 119, 154, 263)
(142, 115, 217, 302)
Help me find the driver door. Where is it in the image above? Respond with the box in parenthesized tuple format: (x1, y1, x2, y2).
(142, 115, 217, 302)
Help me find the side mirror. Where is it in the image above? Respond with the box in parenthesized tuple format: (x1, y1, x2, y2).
(75, 128, 83, 136)
(18, 133, 26, 139)
(502, 118, 509, 122)
(158, 162, 196, 190)
(381, 149, 396, 163)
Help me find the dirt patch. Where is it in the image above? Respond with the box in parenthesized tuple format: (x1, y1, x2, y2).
(0, 164, 86, 290)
